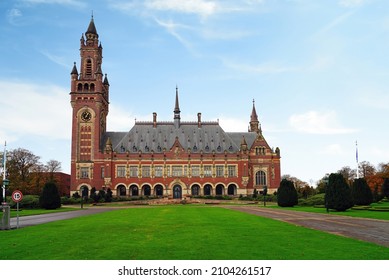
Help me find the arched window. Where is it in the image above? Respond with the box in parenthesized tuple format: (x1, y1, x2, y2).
(84, 83, 89, 91)
(255, 171, 266, 186)
(228, 184, 236, 196)
(117, 185, 126, 196)
(155, 185, 163, 196)
(191, 185, 200, 196)
(90, 83, 95, 92)
(216, 184, 224, 196)
(77, 83, 83, 91)
(204, 184, 212, 196)
(130, 185, 139, 196)
(143, 185, 151, 196)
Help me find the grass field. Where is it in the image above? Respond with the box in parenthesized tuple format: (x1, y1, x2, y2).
(271, 204, 389, 220)
(1, 205, 389, 260)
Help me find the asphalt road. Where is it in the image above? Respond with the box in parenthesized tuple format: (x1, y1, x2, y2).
(224, 206, 389, 247)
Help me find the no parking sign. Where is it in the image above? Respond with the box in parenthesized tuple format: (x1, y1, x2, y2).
(12, 190, 23, 203)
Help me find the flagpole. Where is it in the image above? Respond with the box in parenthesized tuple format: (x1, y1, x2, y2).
(2, 141, 6, 203)
(356, 140, 359, 179)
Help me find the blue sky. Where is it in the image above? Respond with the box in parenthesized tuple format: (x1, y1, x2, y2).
(1, 0, 388, 185)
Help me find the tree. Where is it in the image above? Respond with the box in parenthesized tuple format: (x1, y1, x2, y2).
(358, 161, 376, 178)
(382, 178, 389, 199)
(351, 178, 373, 206)
(277, 179, 298, 207)
(7, 148, 40, 194)
(45, 159, 62, 182)
(325, 173, 354, 212)
(39, 182, 61, 209)
(337, 166, 356, 185)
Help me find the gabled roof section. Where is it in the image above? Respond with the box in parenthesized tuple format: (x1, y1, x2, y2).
(105, 122, 244, 154)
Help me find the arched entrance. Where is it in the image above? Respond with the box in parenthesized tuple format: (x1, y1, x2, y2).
(191, 184, 200, 196)
(80, 185, 89, 199)
(216, 184, 224, 196)
(155, 184, 164, 196)
(228, 184, 237, 196)
(204, 184, 212, 196)
(117, 184, 126, 196)
(130, 185, 139, 196)
(143, 185, 151, 196)
(173, 185, 182, 199)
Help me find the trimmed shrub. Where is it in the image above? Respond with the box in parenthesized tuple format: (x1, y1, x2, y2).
(325, 173, 353, 212)
(277, 179, 298, 207)
(351, 178, 373, 205)
(298, 193, 325, 206)
(39, 182, 61, 210)
(382, 178, 389, 199)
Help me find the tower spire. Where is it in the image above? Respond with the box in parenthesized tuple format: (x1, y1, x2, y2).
(174, 86, 181, 128)
(249, 99, 261, 133)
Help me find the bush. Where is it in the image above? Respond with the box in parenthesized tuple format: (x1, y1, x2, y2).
(382, 178, 389, 199)
(277, 179, 298, 207)
(325, 173, 353, 212)
(298, 193, 325, 206)
(9, 195, 40, 209)
(39, 182, 61, 210)
(351, 178, 373, 205)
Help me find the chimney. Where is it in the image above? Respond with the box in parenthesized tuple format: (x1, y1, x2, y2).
(153, 112, 157, 128)
(197, 113, 202, 128)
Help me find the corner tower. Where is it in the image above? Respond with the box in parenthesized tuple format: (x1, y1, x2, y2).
(70, 17, 109, 186)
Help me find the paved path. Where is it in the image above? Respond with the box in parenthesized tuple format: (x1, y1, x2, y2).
(223, 206, 389, 248)
(10, 207, 117, 228)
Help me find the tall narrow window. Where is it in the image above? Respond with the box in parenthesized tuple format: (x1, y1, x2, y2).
(86, 59, 92, 77)
(255, 171, 267, 186)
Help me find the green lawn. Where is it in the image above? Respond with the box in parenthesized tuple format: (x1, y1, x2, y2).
(1, 206, 388, 260)
(270, 202, 389, 220)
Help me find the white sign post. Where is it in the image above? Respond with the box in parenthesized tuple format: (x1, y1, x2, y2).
(12, 190, 23, 229)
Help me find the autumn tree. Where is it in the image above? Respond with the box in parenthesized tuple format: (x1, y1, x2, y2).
(337, 166, 356, 185)
(7, 148, 40, 194)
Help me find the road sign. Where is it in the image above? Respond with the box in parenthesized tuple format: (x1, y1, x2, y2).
(12, 190, 23, 203)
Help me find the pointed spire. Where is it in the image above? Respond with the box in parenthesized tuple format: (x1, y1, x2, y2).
(250, 99, 258, 122)
(174, 86, 181, 128)
(103, 73, 110, 85)
(71, 62, 78, 75)
(249, 99, 261, 134)
(86, 14, 98, 36)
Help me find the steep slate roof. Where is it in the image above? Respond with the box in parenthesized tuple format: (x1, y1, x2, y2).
(104, 122, 258, 154)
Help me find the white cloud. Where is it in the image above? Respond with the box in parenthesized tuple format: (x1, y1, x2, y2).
(40, 50, 69, 68)
(6, 8, 23, 25)
(146, 0, 218, 17)
(223, 59, 299, 74)
(320, 144, 344, 155)
(339, 0, 366, 8)
(0, 80, 71, 142)
(289, 110, 356, 134)
(20, 0, 87, 8)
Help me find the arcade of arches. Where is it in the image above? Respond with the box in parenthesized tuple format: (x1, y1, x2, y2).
(112, 183, 239, 198)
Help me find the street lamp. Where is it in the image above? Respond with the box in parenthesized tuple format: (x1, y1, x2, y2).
(263, 186, 268, 207)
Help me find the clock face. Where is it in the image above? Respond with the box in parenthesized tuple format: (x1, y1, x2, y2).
(81, 110, 92, 122)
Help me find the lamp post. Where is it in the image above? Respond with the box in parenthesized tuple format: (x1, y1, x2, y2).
(323, 176, 329, 213)
(1, 142, 9, 205)
(263, 186, 268, 207)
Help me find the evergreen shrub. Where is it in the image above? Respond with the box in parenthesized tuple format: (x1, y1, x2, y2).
(351, 178, 373, 205)
(325, 173, 353, 212)
(39, 182, 61, 210)
(277, 179, 298, 207)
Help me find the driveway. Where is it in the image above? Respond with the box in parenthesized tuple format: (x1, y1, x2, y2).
(223, 205, 389, 248)
(10, 207, 117, 228)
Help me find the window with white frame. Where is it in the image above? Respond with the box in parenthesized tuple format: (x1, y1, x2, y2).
(228, 165, 236, 177)
(117, 166, 126, 178)
(216, 165, 224, 177)
(130, 166, 138, 177)
(154, 166, 163, 177)
(204, 165, 212, 177)
(191, 165, 200, 177)
(142, 166, 151, 177)
(80, 167, 89, 179)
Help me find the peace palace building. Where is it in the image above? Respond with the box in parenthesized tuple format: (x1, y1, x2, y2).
(69, 18, 281, 198)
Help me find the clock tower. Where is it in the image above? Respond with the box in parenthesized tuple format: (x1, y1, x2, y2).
(70, 16, 109, 188)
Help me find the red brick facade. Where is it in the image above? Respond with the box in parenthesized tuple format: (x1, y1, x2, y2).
(69, 18, 281, 198)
